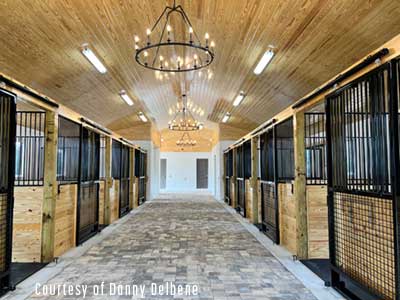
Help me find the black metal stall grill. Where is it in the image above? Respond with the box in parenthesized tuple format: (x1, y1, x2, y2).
(57, 117, 80, 183)
(135, 149, 147, 205)
(76, 127, 100, 245)
(259, 128, 279, 243)
(0, 90, 16, 294)
(236, 144, 245, 216)
(14, 111, 45, 186)
(305, 112, 327, 185)
(119, 144, 130, 217)
(326, 62, 397, 300)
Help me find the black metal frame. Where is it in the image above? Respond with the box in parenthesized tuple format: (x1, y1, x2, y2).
(326, 61, 399, 300)
(119, 144, 130, 217)
(224, 150, 233, 204)
(0, 89, 16, 294)
(305, 112, 327, 185)
(14, 111, 45, 186)
(259, 127, 280, 244)
(76, 127, 100, 245)
(135, 149, 147, 205)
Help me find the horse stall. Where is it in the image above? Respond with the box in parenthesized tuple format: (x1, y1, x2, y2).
(224, 150, 233, 205)
(0, 90, 16, 293)
(119, 144, 130, 217)
(76, 127, 100, 245)
(243, 140, 252, 219)
(111, 140, 121, 222)
(324, 60, 400, 300)
(235, 144, 245, 216)
(300, 107, 330, 282)
(259, 127, 279, 243)
(55, 117, 79, 256)
(135, 149, 147, 206)
(10, 101, 47, 286)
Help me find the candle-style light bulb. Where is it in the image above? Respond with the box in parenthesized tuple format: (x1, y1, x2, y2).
(167, 24, 172, 42)
(205, 33, 209, 47)
(194, 54, 198, 68)
(134, 35, 140, 51)
(146, 29, 151, 45)
(189, 27, 193, 43)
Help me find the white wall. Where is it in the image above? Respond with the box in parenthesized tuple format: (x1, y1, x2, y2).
(160, 152, 212, 193)
(211, 141, 236, 201)
(132, 140, 235, 199)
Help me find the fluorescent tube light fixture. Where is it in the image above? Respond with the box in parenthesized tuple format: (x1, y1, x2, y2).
(81, 45, 107, 74)
(254, 49, 275, 75)
(222, 112, 231, 123)
(119, 90, 134, 106)
(233, 91, 245, 107)
(138, 112, 148, 122)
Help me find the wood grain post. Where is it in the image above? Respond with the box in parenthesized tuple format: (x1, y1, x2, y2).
(41, 110, 58, 263)
(250, 136, 259, 224)
(294, 110, 308, 259)
(129, 147, 135, 210)
(103, 136, 112, 225)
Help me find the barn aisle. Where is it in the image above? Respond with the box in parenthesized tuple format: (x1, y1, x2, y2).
(3, 195, 331, 300)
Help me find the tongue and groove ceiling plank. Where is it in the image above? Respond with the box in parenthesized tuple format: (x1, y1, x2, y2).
(0, 0, 399, 138)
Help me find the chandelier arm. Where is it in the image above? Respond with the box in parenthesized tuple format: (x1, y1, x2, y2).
(150, 6, 172, 32)
(176, 6, 203, 44)
(151, 12, 171, 67)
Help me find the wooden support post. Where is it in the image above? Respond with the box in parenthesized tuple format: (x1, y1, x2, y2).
(41, 110, 58, 263)
(250, 136, 259, 224)
(231, 148, 237, 208)
(129, 148, 135, 210)
(103, 136, 112, 225)
(294, 110, 308, 259)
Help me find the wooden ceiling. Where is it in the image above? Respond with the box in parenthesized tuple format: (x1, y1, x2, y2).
(0, 0, 399, 141)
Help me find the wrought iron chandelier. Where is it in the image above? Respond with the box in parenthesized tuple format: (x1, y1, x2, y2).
(168, 94, 203, 131)
(176, 132, 197, 147)
(134, 0, 215, 72)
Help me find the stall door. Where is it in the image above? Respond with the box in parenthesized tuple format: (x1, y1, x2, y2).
(259, 129, 279, 244)
(119, 145, 130, 217)
(326, 64, 395, 300)
(77, 128, 100, 245)
(0, 90, 16, 293)
(196, 159, 208, 189)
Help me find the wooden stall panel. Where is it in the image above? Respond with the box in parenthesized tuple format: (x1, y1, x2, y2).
(278, 182, 297, 255)
(98, 180, 105, 225)
(12, 187, 43, 262)
(245, 179, 252, 220)
(55, 184, 77, 257)
(110, 179, 120, 223)
(306, 185, 328, 258)
(230, 180, 236, 208)
(257, 180, 262, 223)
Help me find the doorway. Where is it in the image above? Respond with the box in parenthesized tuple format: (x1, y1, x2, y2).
(196, 159, 208, 189)
(160, 158, 167, 190)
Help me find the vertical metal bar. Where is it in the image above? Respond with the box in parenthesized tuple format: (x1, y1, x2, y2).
(273, 125, 280, 244)
(388, 60, 400, 300)
(325, 91, 335, 287)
